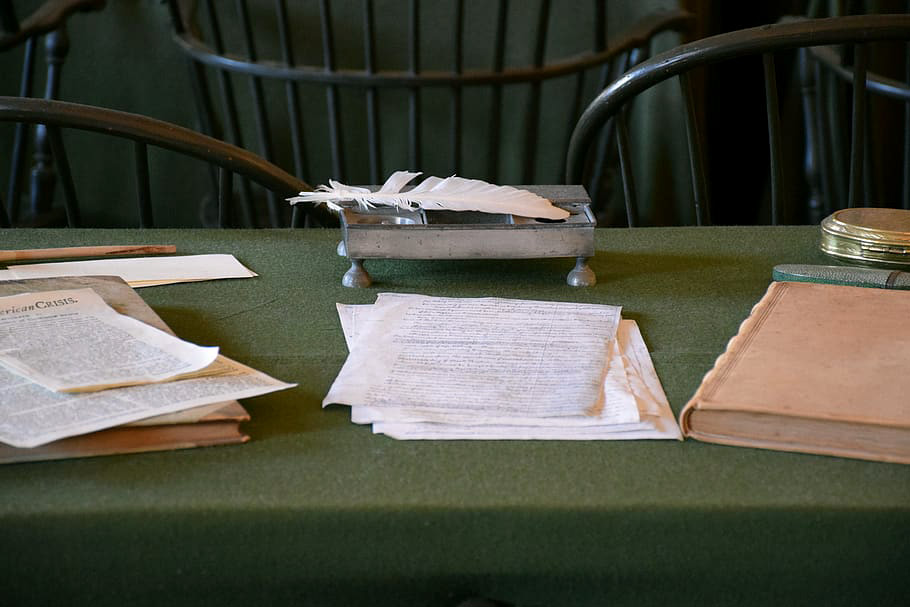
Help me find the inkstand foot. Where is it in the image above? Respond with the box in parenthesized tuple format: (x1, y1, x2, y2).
(567, 256, 596, 287)
(342, 259, 372, 288)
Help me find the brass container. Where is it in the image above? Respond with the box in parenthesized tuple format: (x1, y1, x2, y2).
(820, 208, 910, 268)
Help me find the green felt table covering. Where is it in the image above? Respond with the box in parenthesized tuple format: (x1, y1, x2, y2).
(0, 226, 908, 606)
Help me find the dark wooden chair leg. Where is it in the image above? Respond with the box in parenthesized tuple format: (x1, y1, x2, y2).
(29, 26, 69, 222)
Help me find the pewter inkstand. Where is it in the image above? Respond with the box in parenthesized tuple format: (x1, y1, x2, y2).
(335, 185, 596, 288)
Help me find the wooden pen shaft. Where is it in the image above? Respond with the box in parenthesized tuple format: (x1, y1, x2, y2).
(0, 245, 177, 262)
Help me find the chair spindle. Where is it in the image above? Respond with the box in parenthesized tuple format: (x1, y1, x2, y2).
(450, 0, 464, 175)
(407, 0, 421, 169)
(7, 37, 36, 225)
(587, 51, 631, 216)
(204, 0, 255, 226)
(45, 125, 80, 227)
(0, 193, 8, 229)
(236, 0, 281, 226)
(825, 61, 848, 210)
(863, 98, 874, 206)
(559, 70, 586, 182)
(291, 202, 303, 228)
(848, 43, 867, 208)
(275, 0, 309, 183)
(522, 0, 551, 184)
(134, 141, 154, 228)
(486, 0, 508, 182)
(319, 0, 344, 180)
(560, 0, 604, 182)
(218, 167, 233, 228)
(362, 0, 381, 184)
(904, 40, 910, 209)
(763, 53, 784, 225)
(169, 2, 219, 141)
(812, 59, 836, 217)
(615, 107, 638, 226)
(679, 71, 710, 226)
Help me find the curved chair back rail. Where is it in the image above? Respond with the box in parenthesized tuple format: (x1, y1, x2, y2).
(565, 14, 910, 226)
(0, 97, 313, 228)
(808, 44, 910, 101)
(0, 0, 106, 52)
(166, 1, 694, 193)
(171, 9, 694, 88)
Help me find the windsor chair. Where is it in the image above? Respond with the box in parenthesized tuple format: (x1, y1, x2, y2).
(1, 0, 106, 226)
(566, 14, 910, 226)
(165, 0, 694, 224)
(0, 96, 316, 228)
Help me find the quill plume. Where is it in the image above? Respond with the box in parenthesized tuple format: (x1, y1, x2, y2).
(287, 171, 570, 220)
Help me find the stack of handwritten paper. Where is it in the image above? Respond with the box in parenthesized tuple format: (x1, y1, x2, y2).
(0, 287, 293, 450)
(325, 293, 681, 440)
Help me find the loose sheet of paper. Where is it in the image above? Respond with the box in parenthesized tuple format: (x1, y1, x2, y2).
(0, 288, 218, 393)
(2, 254, 257, 287)
(341, 303, 638, 427)
(370, 321, 681, 440)
(333, 296, 681, 440)
(0, 355, 294, 448)
(326, 294, 625, 421)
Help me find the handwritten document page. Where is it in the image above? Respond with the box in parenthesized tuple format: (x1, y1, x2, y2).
(326, 294, 624, 419)
(0, 288, 219, 393)
(334, 297, 680, 440)
(3, 254, 257, 287)
(0, 355, 294, 448)
(368, 321, 680, 440)
(347, 328, 639, 428)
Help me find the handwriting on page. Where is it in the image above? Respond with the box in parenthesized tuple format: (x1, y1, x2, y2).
(329, 294, 683, 440)
(325, 294, 628, 420)
(366, 298, 615, 415)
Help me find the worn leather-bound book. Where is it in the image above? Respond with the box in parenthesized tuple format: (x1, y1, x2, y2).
(0, 276, 249, 463)
(680, 280, 910, 464)
(0, 401, 249, 463)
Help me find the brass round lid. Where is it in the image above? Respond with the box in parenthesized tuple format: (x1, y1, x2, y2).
(820, 207, 910, 267)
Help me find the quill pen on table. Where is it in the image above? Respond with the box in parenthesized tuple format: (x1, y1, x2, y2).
(287, 171, 570, 220)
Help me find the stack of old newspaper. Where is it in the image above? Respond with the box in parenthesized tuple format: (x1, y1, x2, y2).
(0, 281, 293, 458)
(326, 293, 680, 440)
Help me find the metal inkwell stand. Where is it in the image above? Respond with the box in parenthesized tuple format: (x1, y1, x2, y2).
(334, 185, 597, 288)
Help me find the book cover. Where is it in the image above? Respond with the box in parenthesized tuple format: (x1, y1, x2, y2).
(680, 281, 910, 463)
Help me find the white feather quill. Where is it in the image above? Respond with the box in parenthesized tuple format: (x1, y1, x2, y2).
(287, 171, 570, 220)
